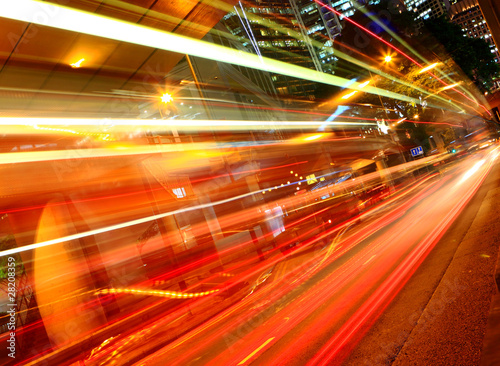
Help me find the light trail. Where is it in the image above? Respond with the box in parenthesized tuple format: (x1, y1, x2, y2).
(226, 0, 458, 111)
(95, 288, 219, 299)
(313, 0, 422, 66)
(310, 155, 495, 365)
(129, 174, 446, 366)
(0, 1, 424, 105)
(127, 149, 496, 366)
(314, 0, 490, 116)
(0, 186, 275, 257)
(0, 159, 308, 216)
(0, 117, 375, 130)
(0, 158, 371, 259)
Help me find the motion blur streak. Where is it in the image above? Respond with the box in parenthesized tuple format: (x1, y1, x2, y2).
(2, 0, 499, 364)
(0, 1, 425, 105)
(0, 117, 375, 130)
(313, 0, 489, 113)
(309, 150, 497, 365)
(120, 150, 498, 366)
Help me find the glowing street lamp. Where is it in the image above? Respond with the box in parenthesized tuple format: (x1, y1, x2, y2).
(161, 93, 173, 103)
(384, 55, 392, 63)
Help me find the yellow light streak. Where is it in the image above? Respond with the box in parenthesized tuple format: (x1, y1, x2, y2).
(69, 58, 85, 68)
(95, 288, 219, 298)
(0, 0, 424, 106)
(238, 337, 275, 365)
(303, 134, 323, 141)
(341, 91, 358, 100)
(418, 62, 439, 73)
(0, 117, 377, 140)
(358, 80, 371, 88)
(440, 82, 462, 91)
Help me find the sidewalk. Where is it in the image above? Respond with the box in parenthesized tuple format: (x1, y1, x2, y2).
(390, 163, 500, 365)
(480, 240, 500, 365)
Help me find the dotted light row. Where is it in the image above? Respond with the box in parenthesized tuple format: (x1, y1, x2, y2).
(95, 288, 219, 298)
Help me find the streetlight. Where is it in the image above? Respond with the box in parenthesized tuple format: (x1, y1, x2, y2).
(161, 93, 173, 103)
(384, 55, 392, 63)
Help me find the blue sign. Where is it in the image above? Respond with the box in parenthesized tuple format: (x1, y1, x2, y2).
(410, 146, 423, 157)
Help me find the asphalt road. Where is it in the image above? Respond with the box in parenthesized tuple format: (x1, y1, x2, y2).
(345, 148, 500, 366)
(118, 147, 500, 366)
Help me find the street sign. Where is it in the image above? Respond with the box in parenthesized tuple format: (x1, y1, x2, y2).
(410, 146, 423, 157)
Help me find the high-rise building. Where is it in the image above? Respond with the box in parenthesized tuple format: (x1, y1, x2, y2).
(404, 0, 449, 23)
(221, 0, 349, 98)
(476, 0, 500, 64)
(449, 0, 500, 89)
(449, 0, 499, 63)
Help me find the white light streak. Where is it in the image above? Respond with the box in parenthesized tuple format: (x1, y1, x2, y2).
(459, 159, 485, 183)
(0, 186, 279, 257)
(0, 0, 421, 104)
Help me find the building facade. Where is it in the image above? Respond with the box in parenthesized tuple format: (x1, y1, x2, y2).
(221, 0, 350, 98)
(449, 0, 499, 64)
(449, 0, 500, 90)
(404, 0, 449, 23)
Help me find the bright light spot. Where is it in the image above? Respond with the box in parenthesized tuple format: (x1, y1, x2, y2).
(419, 62, 439, 73)
(70, 58, 85, 68)
(384, 55, 392, 63)
(440, 82, 462, 91)
(342, 91, 358, 100)
(414, 114, 419, 119)
(358, 80, 370, 88)
(460, 160, 485, 183)
(161, 93, 173, 103)
(290, 171, 294, 174)
(296, 187, 300, 190)
(304, 134, 323, 141)
(377, 121, 390, 134)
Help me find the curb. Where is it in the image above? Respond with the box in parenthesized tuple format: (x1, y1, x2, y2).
(480, 213, 500, 366)
(495, 249, 500, 292)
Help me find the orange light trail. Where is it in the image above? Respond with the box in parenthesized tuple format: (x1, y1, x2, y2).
(314, 0, 491, 116)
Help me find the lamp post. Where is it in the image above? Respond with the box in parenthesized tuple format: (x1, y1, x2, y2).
(369, 57, 408, 164)
(159, 92, 181, 143)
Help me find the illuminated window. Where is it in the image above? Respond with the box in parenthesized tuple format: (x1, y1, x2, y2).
(172, 187, 186, 198)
